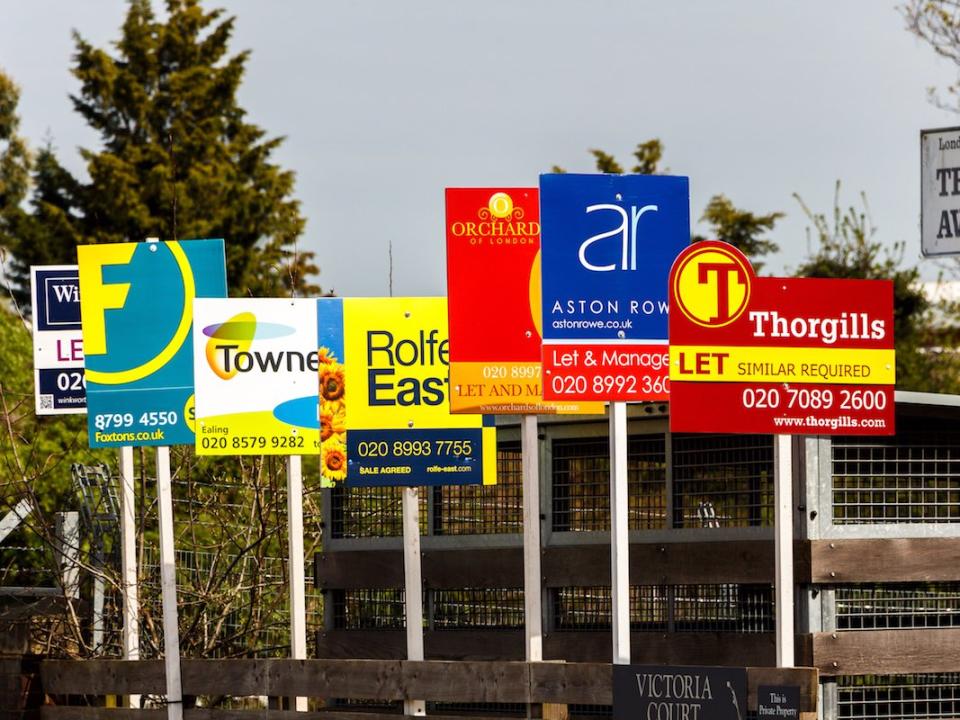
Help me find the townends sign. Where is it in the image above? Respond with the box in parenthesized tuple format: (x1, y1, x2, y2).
(668, 241, 895, 436)
(193, 299, 322, 456)
(613, 665, 747, 720)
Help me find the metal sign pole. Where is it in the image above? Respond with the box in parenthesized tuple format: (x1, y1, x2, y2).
(402, 486, 426, 716)
(775, 434, 795, 667)
(119, 446, 140, 707)
(156, 447, 183, 720)
(286, 455, 308, 711)
(521, 415, 543, 662)
(610, 401, 630, 665)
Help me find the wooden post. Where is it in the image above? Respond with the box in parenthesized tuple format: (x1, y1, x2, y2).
(287, 455, 308, 711)
(609, 402, 630, 665)
(521, 415, 543, 663)
(156, 447, 183, 720)
(775, 434, 795, 667)
(402, 487, 426, 716)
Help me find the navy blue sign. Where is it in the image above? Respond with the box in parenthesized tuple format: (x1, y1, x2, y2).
(30, 266, 86, 415)
(539, 174, 690, 342)
(33, 268, 81, 331)
(346, 427, 487, 487)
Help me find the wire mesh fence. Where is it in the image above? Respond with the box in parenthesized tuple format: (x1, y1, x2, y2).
(432, 588, 524, 629)
(833, 433, 960, 524)
(551, 435, 667, 532)
(333, 589, 406, 630)
(433, 444, 523, 535)
(672, 434, 773, 528)
(838, 674, 960, 719)
(836, 584, 960, 630)
(553, 584, 773, 632)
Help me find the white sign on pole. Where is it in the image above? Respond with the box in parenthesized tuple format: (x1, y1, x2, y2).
(30, 266, 86, 415)
(921, 126, 960, 256)
(192, 298, 321, 455)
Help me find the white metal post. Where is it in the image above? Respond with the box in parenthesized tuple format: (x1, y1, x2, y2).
(156, 447, 183, 720)
(286, 455, 308, 712)
(774, 434, 795, 667)
(609, 401, 630, 665)
(402, 487, 426, 716)
(521, 415, 543, 662)
(119, 448, 140, 691)
(54, 511, 80, 599)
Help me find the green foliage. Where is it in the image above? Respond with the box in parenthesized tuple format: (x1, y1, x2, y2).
(0, 70, 31, 264)
(694, 196, 783, 273)
(794, 183, 960, 393)
(901, 0, 960, 111)
(554, 139, 783, 267)
(0, 304, 110, 514)
(2, 0, 319, 307)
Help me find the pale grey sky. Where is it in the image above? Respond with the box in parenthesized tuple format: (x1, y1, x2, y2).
(2, 1, 958, 295)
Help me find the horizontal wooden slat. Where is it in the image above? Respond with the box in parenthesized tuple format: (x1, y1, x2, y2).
(812, 628, 960, 676)
(544, 632, 777, 666)
(181, 659, 403, 700)
(422, 549, 524, 588)
(401, 660, 530, 703)
(41, 660, 166, 695)
(315, 551, 403, 590)
(316, 630, 525, 661)
(530, 662, 610, 705)
(37, 660, 817, 713)
(316, 541, 816, 591)
(42, 709, 166, 720)
(810, 538, 960, 583)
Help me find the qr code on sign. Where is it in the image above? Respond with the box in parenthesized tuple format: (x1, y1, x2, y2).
(39, 395, 53, 409)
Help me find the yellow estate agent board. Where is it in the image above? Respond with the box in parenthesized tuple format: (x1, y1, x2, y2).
(318, 297, 496, 488)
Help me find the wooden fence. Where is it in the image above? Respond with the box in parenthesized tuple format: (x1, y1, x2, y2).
(38, 660, 818, 720)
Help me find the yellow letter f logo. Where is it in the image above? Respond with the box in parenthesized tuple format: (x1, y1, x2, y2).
(78, 244, 137, 356)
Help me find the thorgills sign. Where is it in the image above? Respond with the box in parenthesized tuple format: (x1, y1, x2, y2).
(668, 241, 895, 436)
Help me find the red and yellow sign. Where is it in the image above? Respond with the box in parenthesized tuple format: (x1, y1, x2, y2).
(445, 188, 601, 414)
(668, 241, 895, 435)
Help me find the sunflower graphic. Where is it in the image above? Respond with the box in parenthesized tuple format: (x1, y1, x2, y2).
(322, 439, 348, 482)
(318, 347, 347, 486)
(320, 364, 345, 402)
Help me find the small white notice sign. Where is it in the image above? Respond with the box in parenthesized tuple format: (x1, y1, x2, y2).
(921, 126, 960, 256)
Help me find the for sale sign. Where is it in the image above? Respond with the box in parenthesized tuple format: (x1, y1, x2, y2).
(539, 173, 690, 401)
(668, 241, 895, 435)
(445, 187, 601, 414)
(30, 266, 86, 415)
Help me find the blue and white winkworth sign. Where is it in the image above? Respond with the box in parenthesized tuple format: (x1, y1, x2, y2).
(30, 265, 86, 415)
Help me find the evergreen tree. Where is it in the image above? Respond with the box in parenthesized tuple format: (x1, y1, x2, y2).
(0, 69, 32, 303)
(2, 0, 319, 305)
(553, 140, 783, 269)
(794, 183, 960, 393)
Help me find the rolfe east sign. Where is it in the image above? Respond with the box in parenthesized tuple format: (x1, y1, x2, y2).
(668, 241, 895, 436)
